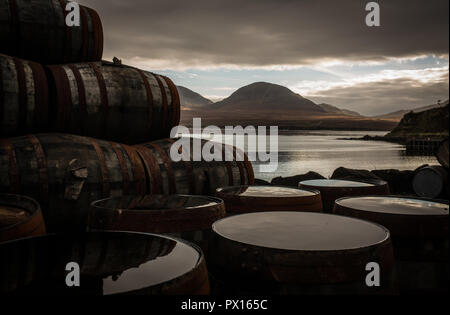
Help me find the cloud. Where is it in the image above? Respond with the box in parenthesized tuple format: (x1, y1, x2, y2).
(79, 0, 448, 69)
(296, 66, 449, 116)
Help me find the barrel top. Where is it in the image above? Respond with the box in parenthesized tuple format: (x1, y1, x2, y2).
(216, 186, 318, 198)
(0, 232, 202, 295)
(213, 212, 389, 251)
(300, 179, 376, 188)
(336, 196, 449, 216)
(91, 195, 223, 212)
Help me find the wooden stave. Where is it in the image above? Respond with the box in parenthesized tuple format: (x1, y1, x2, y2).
(0, 53, 49, 137)
(0, 0, 103, 64)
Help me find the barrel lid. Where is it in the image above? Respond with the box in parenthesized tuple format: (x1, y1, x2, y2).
(335, 196, 449, 216)
(0, 232, 203, 295)
(213, 212, 390, 251)
(216, 186, 319, 198)
(0, 194, 41, 230)
(300, 179, 376, 188)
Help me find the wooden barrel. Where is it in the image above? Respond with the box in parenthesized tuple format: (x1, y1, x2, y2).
(135, 138, 255, 196)
(0, 193, 46, 242)
(209, 212, 397, 295)
(0, 0, 103, 64)
(0, 133, 146, 232)
(0, 232, 210, 295)
(299, 179, 390, 213)
(89, 195, 226, 253)
(0, 53, 48, 138)
(413, 166, 449, 199)
(45, 61, 180, 144)
(215, 186, 323, 214)
(436, 139, 449, 169)
(334, 196, 449, 294)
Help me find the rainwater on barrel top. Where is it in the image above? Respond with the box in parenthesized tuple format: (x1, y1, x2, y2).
(301, 179, 375, 188)
(218, 186, 317, 198)
(213, 212, 390, 251)
(337, 197, 450, 215)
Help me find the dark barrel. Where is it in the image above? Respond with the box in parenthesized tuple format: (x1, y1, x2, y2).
(46, 61, 180, 144)
(413, 166, 449, 199)
(299, 179, 390, 213)
(0, 232, 210, 295)
(0, 133, 146, 232)
(334, 196, 449, 294)
(0, 53, 48, 137)
(89, 195, 226, 253)
(215, 186, 323, 214)
(209, 212, 397, 295)
(436, 139, 449, 169)
(135, 138, 255, 196)
(0, 0, 103, 64)
(0, 193, 46, 242)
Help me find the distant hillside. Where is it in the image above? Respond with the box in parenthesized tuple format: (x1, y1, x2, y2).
(177, 86, 213, 108)
(386, 103, 449, 140)
(375, 100, 449, 120)
(317, 103, 361, 117)
(213, 82, 325, 113)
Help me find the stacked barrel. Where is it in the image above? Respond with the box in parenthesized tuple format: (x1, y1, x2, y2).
(0, 0, 254, 296)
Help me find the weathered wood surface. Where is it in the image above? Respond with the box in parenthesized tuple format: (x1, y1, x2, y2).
(0, 133, 146, 232)
(45, 61, 180, 144)
(0, 193, 46, 242)
(0, 54, 48, 137)
(135, 138, 255, 196)
(0, 0, 103, 64)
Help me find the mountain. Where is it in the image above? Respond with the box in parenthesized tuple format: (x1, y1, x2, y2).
(177, 86, 213, 108)
(213, 82, 325, 113)
(375, 100, 449, 120)
(386, 103, 449, 140)
(317, 103, 361, 117)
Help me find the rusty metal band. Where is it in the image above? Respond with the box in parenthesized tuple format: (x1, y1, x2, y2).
(80, 7, 89, 61)
(87, 8, 103, 61)
(67, 64, 87, 116)
(27, 135, 49, 202)
(1, 139, 20, 193)
(48, 65, 72, 130)
(122, 145, 147, 195)
(58, 0, 71, 62)
(136, 145, 163, 194)
(136, 69, 154, 128)
(243, 151, 255, 185)
(148, 142, 176, 194)
(167, 138, 195, 194)
(88, 62, 109, 116)
(221, 145, 234, 185)
(12, 57, 27, 132)
(153, 74, 169, 133)
(162, 76, 181, 130)
(232, 146, 246, 184)
(90, 138, 110, 197)
(28, 61, 49, 130)
(8, 0, 19, 54)
(110, 142, 130, 195)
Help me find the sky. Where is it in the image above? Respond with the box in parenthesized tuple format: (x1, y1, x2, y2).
(79, 0, 449, 116)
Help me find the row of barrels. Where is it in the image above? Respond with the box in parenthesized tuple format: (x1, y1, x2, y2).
(0, 53, 181, 143)
(0, 134, 255, 233)
(1, 178, 448, 295)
